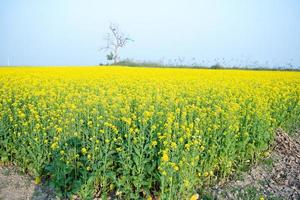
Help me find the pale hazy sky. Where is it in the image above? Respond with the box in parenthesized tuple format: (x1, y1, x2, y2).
(1, 0, 300, 67)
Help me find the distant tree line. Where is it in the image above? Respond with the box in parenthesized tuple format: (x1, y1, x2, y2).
(99, 58, 300, 71)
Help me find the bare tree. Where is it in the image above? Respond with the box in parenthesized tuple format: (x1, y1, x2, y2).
(101, 23, 133, 64)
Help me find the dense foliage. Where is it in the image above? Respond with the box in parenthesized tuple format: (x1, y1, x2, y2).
(0, 67, 299, 199)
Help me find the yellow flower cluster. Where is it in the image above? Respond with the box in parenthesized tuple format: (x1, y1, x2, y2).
(0, 66, 299, 199)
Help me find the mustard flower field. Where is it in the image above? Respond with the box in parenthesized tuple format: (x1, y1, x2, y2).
(0, 67, 299, 199)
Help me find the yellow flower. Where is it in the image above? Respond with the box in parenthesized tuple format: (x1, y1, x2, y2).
(173, 165, 179, 171)
(35, 176, 41, 185)
(184, 179, 190, 187)
(1, 65, 299, 199)
(87, 154, 92, 160)
(185, 143, 190, 150)
(179, 137, 184, 143)
(116, 147, 122, 152)
(151, 140, 158, 147)
(50, 142, 58, 150)
(170, 142, 177, 149)
(56, 127, 62, 133)
(162, 153, 169, 162)
(81, 147, 87, 154)
(190, 193, 199, 200)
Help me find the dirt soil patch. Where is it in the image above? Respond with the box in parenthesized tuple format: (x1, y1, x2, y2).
(0, 166, 55, 200)
(209, 129, 300, 200)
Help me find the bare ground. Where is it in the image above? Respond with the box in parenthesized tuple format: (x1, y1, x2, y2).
(0, 166, 56, 200)
(209, 129, 300, 200)
(0, 129, 299, 200)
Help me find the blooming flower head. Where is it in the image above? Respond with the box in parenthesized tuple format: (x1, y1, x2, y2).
(81, 147, 87, 154)
(162, 153, 169, 162)
(190, 194, 199, 200)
